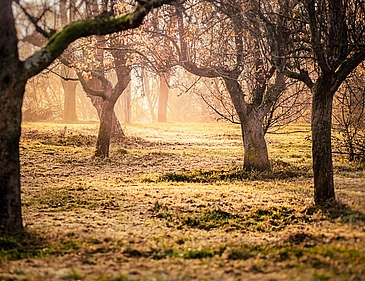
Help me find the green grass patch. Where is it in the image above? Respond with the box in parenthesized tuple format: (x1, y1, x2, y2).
(24, 187, 119, 212)
(153, 206, 312, 232)
(180, 209, 241, 230)
(94, 274, 129, 281)
(0, 230, 124, 262)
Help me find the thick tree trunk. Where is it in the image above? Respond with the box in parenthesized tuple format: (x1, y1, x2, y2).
(110, 111, 124, 137)
(224, 76, 271, 171)
(312, 83, 335, 204)
(0, 81, 25, 232)
(95, 101, 114, 158)
(0, 0, 24, 232)
(241, 111, 270, 171)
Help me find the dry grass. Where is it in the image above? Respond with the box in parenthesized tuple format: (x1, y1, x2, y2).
(0, 121, 364, 281)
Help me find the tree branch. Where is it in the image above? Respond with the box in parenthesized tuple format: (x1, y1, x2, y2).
(23, 0, 177, 79)
(77, 72, 108, 100)
(284, 69, 314, 89)
(17, 3, 53, 38)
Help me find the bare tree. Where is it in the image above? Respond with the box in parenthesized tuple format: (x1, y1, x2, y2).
(249, 0, 365, 204)
(76, 35, 130, 157)
(172, 1, 287, 171)
(158, 72, 170, 122)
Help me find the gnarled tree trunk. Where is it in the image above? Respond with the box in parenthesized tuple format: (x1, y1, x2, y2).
(224, 75, 271, 171)
(241, 109, 270, 171)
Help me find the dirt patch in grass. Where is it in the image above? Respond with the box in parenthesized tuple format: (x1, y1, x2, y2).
(1, 122, 364, 281)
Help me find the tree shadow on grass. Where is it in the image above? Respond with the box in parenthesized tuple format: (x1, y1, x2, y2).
(153, 160, 311, 183)
(305, 199, 365, 224)
(0, 228, 50, 261)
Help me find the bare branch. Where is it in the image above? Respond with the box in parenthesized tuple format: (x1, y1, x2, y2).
(23, 0, 178, 79)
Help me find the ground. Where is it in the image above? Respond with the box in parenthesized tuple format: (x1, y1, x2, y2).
(1, 122, 365, 281)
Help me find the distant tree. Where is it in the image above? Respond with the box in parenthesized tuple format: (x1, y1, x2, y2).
(158, 72, 170, 122)
(60, 67, 79, 122)
(142, 68, 158, 121)
(125, 5, 178, 123)
(60, 0, 78, 123)
(22, 71, 64, 122)
(76, 35, 130, 157)
(0, 0, 176, 232)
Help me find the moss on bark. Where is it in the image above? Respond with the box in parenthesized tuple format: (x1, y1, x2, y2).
(45, 14, 130, 54)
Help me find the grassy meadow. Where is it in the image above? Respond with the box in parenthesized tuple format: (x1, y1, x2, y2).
(0, 121, 364, 281)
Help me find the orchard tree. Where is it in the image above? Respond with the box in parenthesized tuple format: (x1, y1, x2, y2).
(248, 0, 365, 204)
(173, 1, 287, 171)
(76, 34, 131, 157)
(60, 0, 79, 123)
(198, 74, 310, 133)
(136, 0, 282, 170)
(0, 0, 176, 232)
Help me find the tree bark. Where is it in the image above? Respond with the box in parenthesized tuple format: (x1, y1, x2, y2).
(88, 94, 124, 137)
(224, 76, 271, 171)
(95, 100, 114, 158)
(0, 81, 25, 232)
(311, 78, 335, 204)
(241, 109, 270, 171)
(0, 0, 24, 232)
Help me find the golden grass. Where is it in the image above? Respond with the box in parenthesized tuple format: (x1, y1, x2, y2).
(0, 121, 364, 281)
